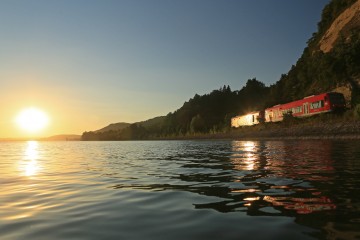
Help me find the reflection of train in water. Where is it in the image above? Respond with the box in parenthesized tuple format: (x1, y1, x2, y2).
(231, 92, 346, 127)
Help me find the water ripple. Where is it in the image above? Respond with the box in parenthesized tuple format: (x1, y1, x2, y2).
(0, 140, 360, 239)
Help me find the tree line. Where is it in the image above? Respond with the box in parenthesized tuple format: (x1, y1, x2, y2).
(82, 78, 270, 140)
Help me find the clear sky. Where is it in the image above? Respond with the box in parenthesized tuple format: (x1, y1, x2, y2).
(0, 0, 329, 138)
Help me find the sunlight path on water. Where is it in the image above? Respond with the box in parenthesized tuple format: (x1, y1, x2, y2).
(0, 140, 359, 239)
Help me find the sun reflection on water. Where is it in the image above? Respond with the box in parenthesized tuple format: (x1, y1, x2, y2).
(231, 141, 258, 171)
(21, 141, 40, 176)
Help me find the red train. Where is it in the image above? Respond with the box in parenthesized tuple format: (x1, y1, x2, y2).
(231, 92, 346, 127)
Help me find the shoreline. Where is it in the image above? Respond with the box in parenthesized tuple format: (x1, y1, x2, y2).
(162, 120, 360, 141)
(2, 120, 359, 142)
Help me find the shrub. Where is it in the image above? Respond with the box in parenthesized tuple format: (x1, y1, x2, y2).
(342, 109, 354, 121)
(354, 104, 360, 119)
(282, 111, 298, 125)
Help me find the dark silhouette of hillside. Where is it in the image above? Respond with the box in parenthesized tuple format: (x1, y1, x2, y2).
(95, 122, 130, 133)
(82, 0, 360, 141)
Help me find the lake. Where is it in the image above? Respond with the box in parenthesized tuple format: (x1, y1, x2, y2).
(0, 140, 359, 239)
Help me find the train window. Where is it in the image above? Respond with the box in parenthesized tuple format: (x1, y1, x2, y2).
(292, 106, 302, 113)
(311, 102, 315, 109)
(310, 101, 323, 109)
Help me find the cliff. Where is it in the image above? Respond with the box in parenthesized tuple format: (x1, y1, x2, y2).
(319, 0, 360, 53)
(268, 0, 360, 107)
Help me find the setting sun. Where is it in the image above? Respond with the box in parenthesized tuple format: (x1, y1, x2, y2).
(15, 107, 49, 133)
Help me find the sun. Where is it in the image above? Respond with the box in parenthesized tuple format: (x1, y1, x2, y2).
(16, 107, 49, 133)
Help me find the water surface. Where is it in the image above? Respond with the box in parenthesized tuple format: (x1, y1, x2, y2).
(0, 140, 359, 239)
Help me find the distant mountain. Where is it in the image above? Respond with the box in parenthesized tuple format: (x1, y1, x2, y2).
(137, 116, 166, 128)
(95, 122, 130, 133)
(42, 134, 81, 141)
(81, 117, 166, 140)
(93, 117, 166, 133)
(0, 134, 81, 141)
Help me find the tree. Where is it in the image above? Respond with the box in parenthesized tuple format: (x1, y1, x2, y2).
(190, 114, 205, 133)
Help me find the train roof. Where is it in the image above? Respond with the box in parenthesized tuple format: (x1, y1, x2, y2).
(265, 92, 345, 110)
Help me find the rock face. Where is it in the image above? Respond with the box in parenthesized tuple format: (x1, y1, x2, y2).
(319, 0, 360, 52)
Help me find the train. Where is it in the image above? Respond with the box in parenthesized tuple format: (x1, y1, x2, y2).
(231, 92, 346, 128)
(231, 111, 263, 127)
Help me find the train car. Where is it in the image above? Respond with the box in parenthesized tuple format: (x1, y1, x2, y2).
(231, 111, 263, 128)
(265, 92, 346, 122)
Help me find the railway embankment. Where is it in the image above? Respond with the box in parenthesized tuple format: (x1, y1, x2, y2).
(228, 120, 360, 140)
(164, 121, 360, 141)
(176, 113, 360, 140)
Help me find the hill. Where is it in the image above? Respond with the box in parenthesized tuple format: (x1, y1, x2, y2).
(95, 122, 130, 133)
(82, 116, 167, 140)
(82, 0, 360, 141)
(41, 134, 81, 141)
(0, 134, 81, 141)
(267, 0, 360, 106)
(137, 116, 166, 129)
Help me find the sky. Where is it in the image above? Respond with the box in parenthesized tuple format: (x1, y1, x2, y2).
(0, 0, 330, 138)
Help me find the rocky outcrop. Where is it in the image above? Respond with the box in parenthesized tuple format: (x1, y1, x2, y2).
(319, 0, 360, 52)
